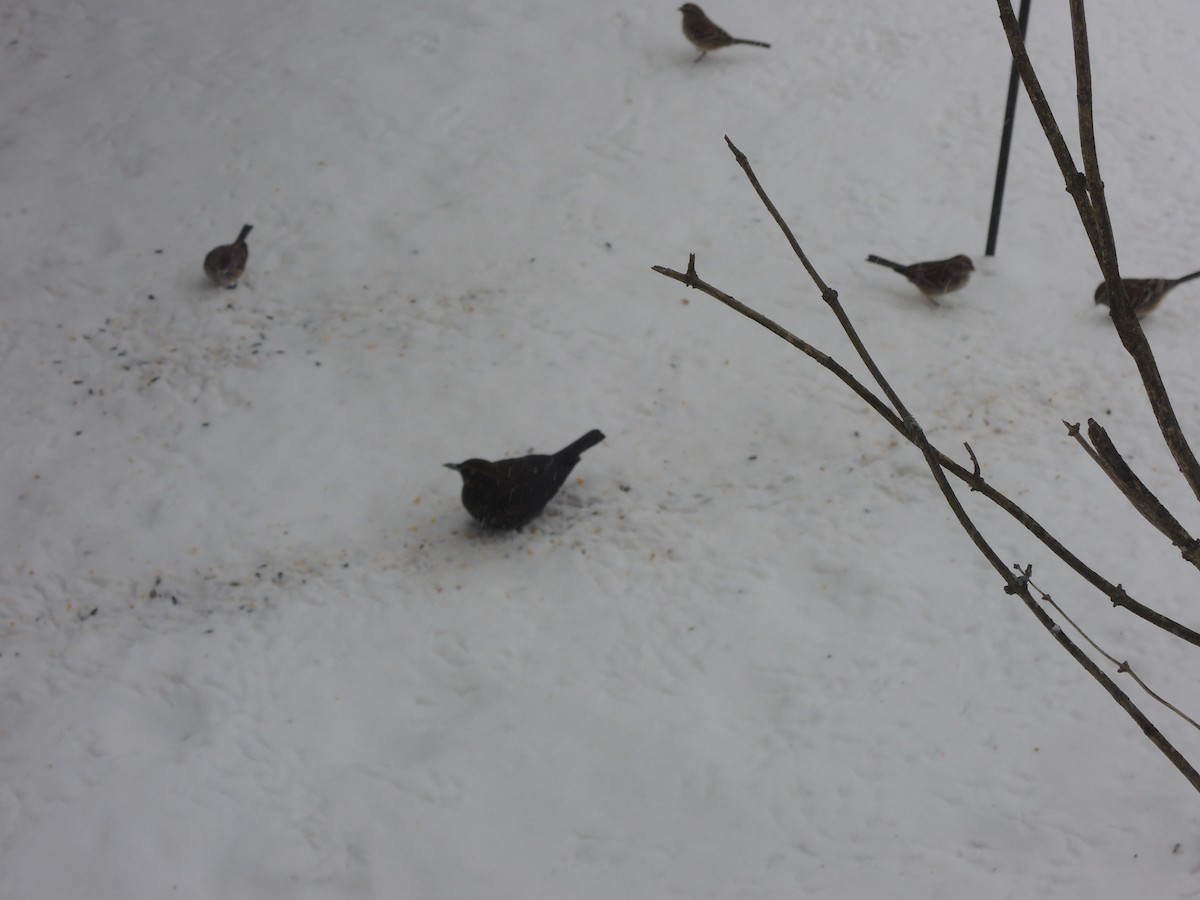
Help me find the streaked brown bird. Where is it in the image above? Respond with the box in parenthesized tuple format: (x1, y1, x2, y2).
(865, 254, 975, 298)
(678, 4, 771, 62)
(445, 429, 605, 530)
(204, 224, 253, 288)
(1093, 269, 1200, 318)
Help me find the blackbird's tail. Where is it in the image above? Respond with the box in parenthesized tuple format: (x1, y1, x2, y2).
(556, 429, 605, 460)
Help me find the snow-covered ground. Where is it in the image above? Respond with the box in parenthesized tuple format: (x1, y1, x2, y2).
(3, 1, 1200, 896)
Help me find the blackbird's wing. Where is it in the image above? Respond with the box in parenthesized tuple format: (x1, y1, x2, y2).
(466, 454, 576, 528)
(504, 454, 579, 511)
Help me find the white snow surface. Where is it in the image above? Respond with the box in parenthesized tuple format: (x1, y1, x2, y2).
(3, 0, 1200, 896)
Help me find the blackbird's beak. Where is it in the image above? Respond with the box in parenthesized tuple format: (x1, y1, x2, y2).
(444, 462, 462, 471)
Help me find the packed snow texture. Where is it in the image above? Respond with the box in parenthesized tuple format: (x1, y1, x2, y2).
(3, 0, 1200, 897)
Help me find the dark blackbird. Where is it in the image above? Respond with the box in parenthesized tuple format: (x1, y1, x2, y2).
(204, 224, 253, 288)
(445, 429, 605, 530)
(866, 254, 974, 298)
(1093, 269, 1200, 318)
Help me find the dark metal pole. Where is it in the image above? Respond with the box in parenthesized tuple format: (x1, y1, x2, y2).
(985, 0, 1033, 257)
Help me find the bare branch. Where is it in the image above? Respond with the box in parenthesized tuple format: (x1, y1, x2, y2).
(1026, 571, 1200, 733)
(1063, 419, 1103, 468)
(994, 1, 1098, 251)
(1085, 420, 1200, 567)
(963, 442, 983, 490)
(724, 136, 913, 424)
(653, 257, 899, 426)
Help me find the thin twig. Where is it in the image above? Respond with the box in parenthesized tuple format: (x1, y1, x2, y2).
(724, 136, 910, 424)
(1067, 0, 1115, 272)
(963, 442, 983, 489)
(1085, 419, 1200, 564)
(1025, 568, 1200, 733)
(1063, 420, 1104, 467)
(652, 256, 898, 425)
(994, 1, 1098, 253)
(724, 137, 1027, 590)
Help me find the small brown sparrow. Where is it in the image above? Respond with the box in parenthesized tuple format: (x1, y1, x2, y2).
(678, 4, 771, 62)
(866, 254, 975, 298)
(1093, 269, 1200, 317)
(203, 224, 253, 288)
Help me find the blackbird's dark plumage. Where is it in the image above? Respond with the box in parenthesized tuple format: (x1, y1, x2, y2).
(1093, 269, 1200, 318)
(445, 429, 605, 530)
(204, 224, 253, 288)
(678, 3, 770, 62)
(866, 254, 974, 298)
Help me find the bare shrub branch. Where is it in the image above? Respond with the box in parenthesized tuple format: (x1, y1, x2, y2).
(1025, 571, 1200, 733)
